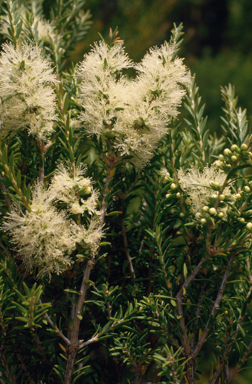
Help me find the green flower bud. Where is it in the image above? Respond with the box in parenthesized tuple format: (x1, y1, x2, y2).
(241, 143, 248, 151)
(170, 183, 177, 190)
(246, 222, 252, 231)
(224, 148, 231, 156)
(185, 197, 191, 205)
(231, 144, 238, 151)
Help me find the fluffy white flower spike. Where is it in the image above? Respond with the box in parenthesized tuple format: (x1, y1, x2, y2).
(0, 42, 57, 139)
(49, 164, 99, 216)
(2, 183, 78, 280)
(77, 37, 189, 167)
(77, 40, 132, 136)
(178, 165, 231, 217)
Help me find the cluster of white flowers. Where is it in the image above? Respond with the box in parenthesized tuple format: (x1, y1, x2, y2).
(32, 16, 57, 42)
(177, 165, 231, 221)
(160, 168, 171, 182)
(0, 42, 57, 139)
(49, 164, 99, 216)
(2, 183, 77, 279)
(2, 165, 102, 279)
(77, 41, 133, 134)
(77, 40, 189, 167)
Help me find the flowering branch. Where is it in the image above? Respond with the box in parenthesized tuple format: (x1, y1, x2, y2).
(64, 150, 119, 384)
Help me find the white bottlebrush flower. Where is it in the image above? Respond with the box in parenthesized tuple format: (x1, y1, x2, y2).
(2, 183, 78, 280)
(49, 164, 99, 216)
(32, 16, 57, 42)
(177, 165, 231, 215)
(0, 42, 57, 139)
(76, 219, 103, 255)
(77, 40, 132, 136)
(114, 42, 190, 167)
(77, 39, 189, 167)
(160, 168, 170, 182)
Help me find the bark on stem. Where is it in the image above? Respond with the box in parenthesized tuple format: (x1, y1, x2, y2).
(192, 253, 235, 359)
(64, 155, 117, 384)
(226, 339, 252, 383)
(37, 139, 45, 183)
(121, 218, 135, 281)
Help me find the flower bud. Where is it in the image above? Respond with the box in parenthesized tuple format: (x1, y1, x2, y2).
(170, 183, 177, 190)
(224, 148, 231, 156)
(241, 143, 248, 151)
(202, 206, 209, 212)
(235, 193, 241, 199)
(246, 222, 252, 231)
(244, 186, 250, 193)
(195, 212, 201, 219)
(231, 155, 237, 162)
(209, 207, 217, 216)
(200, 218, 207, 225)
(214, 160, 223, 168)
(176, 192, 181, 198)
(231, 144, 238, 151)
(210, 181, 220, 189)
(179, 212, 184, 217)
(218, 212, 224, 218)
(185, 197, 191, 205)
(219, 194, 225, 201)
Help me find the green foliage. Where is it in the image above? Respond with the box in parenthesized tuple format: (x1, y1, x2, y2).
(1, 2, 252, 384)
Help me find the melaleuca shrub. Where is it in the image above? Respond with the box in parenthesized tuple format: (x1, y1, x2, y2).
(0, 2, 252, 384)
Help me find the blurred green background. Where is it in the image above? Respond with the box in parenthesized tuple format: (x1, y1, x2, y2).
(43, 0, 252, 382)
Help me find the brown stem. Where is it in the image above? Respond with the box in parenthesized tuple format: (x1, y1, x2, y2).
(174, 252, 214, 379)
(37, 139, 45, 183)
(192, 253, 235, 359)
(176, 252, 212, 301)
(78, 316, 125, 349)
(190, 282, 206, 350)
(208, 360, 224, 384)
(64, 155, 118, 384)
(226, 339, 252, 383)
(121, 217, 135, 281)
(42, 307, 70, 346)
(64, 259, 93, 384)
